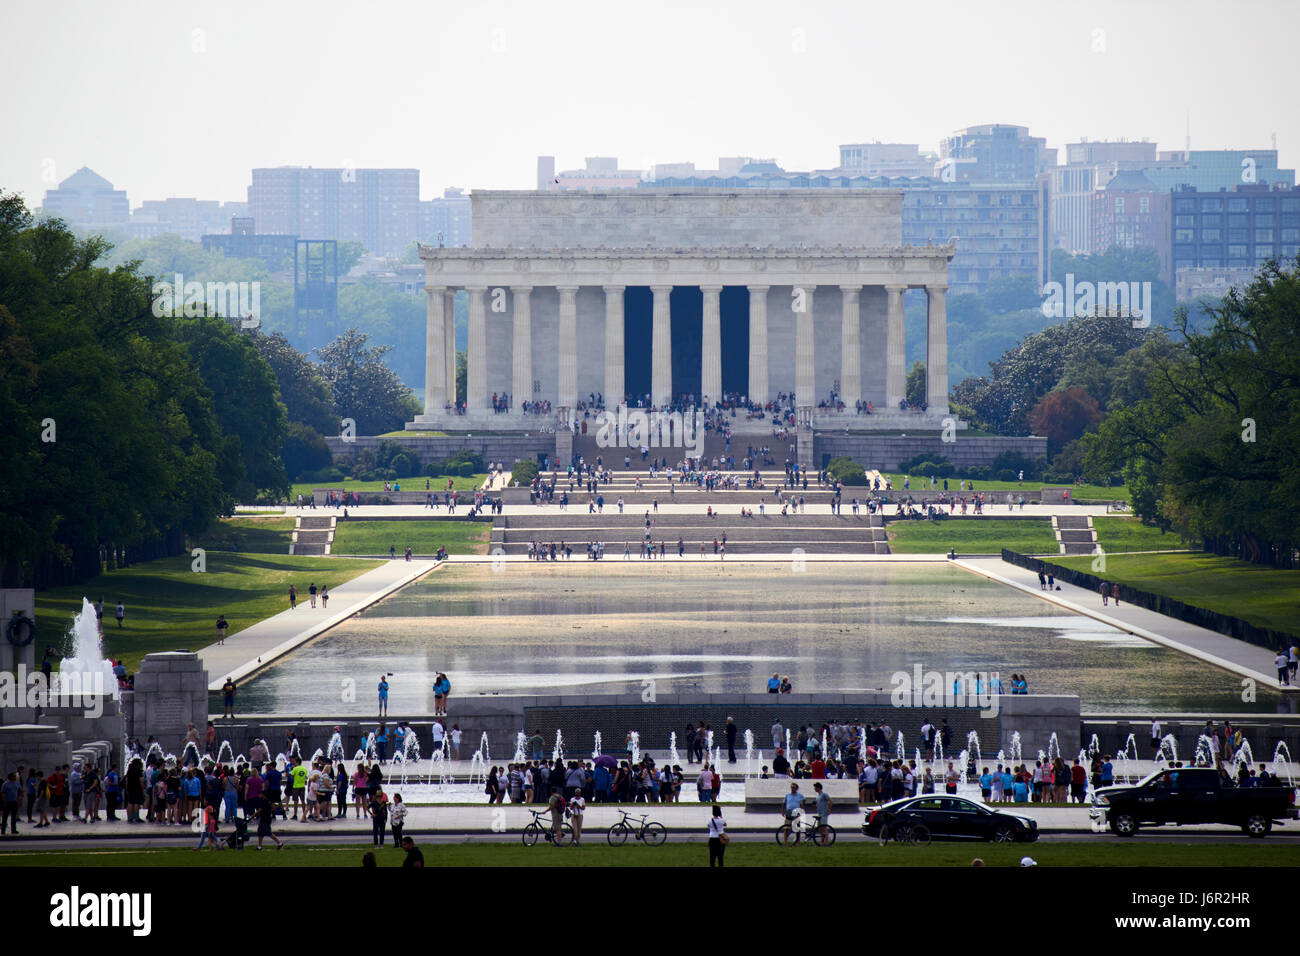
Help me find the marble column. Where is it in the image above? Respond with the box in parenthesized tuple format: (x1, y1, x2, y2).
(557, 285, 579, 409)
(603, 285, 625, 407)
(444, 289, 456, 407)
(795, 285, 815, 405)
(747, 285, 769, 404)
(701, 285, 722, 407)
(651, 285, 672, 407)
(466, 286, 487, 410)
(839, 285, 862, 410)
(926, 284, 949, 414)
(885, 284, 907, 409)
(422, 285, 446, 416)
(511, 286, 532, 413)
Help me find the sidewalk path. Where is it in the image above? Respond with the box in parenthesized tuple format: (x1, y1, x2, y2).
(954, 556, 1295, 693)
(200, 560, 441, 690)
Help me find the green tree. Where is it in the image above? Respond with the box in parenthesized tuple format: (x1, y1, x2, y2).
(315, 327, 420, 435)
(251, 330, 337, 433)
(905, 360, 926, 407)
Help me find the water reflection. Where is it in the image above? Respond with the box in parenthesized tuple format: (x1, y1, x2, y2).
(234, 563, 1282, 715)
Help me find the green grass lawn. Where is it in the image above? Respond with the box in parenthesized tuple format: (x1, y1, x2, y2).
(887, 518, 1058, 554)
(1054, 551, 1300, 637)
(289, 475, 487, 500)
(330, 519, 490, 556)
(880, 474, 1129, 502)
(3, 840, 1296, 868)
(36, 553, 381, 672)
(1091, 517, 1191, 554)
(193, 517, 295, 554)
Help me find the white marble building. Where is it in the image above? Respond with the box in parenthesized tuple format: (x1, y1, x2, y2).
(412, 189, 955, 433)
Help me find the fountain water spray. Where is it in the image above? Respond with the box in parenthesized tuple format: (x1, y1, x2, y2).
(592, 731, 602, 759)
(668, 732, 680, 766)
(629, 731, 640, 765)
(552, 729, 564, 763)
(59, 598, 120, 701)
(513, 732, 526, 763)
(743, 729, 755, 777)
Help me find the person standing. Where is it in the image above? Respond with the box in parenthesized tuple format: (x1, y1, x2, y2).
(1099, 580, 1110, 606)
(369, 786, 390, 846)
(215, 615, 228, 645)
(707, 804, 727, 867)
(1150, 718, 1162, 756)
(1276, 648, 1291, 686)
(725, 717, 738, 764)
(568, 789, 585, 845)
(114, 601, 125, 628)
(308, 583, 318, 608)
(390, 793, 407, 846)
(255, 799, 283, 850)
(222, 677, 236, 719)
(378, 676, 389, 717)
(320, 586, 329, 609)
(2, 772, 20, 834)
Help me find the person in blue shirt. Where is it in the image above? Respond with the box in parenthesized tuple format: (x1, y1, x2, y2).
(375, 725, 389, 763)
(1101, 757, 1114, 788)
(979, 768, 993, 802)
(377, 676, 389, 717)
(783, 782, 805, 821)
(767, 673, 780, 693)
(1012, 776, 1030, 803)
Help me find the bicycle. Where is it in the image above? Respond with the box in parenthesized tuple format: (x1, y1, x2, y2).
(775, 810, 836, 846)
(607, 810, 668, 846)
(521, 809, 574, 847)
(877, 821, 931, 846)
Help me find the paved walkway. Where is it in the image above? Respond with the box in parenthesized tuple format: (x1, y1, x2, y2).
(199, 560, 441, 690)
(955, 556, 1296, 693)
(254, 502, 1121, 519)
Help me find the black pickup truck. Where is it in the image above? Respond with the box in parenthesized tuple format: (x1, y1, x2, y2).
(1090, 767, 1297, 837)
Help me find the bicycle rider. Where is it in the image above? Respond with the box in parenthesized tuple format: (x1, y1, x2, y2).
(812, 782, 832, 831)
(783, 782, 804, 824)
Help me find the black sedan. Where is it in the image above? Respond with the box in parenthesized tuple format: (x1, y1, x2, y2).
(862, 795, 1039, 843)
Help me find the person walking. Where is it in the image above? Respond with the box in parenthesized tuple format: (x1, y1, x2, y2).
(320, 586, 329, 609)
(568, 789, 585, 845)
(308, 583, 318, 608)
(255, 799, 283, 850)
(288, 585, 297, 610)
(1099, 580, 1110, 606)
(707, 804, 727, 867)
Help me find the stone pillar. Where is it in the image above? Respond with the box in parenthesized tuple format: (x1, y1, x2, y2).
(511, 286, 532, 413)
(557, 285, 579, 408)
(466, 286, 487, 410)
(603, 285, 625, 406)
(795, 285, 815, 405)
(131, 652, 208, 752)
(747, 285, 769, 404)
(885, 284, 907, 409)
(701, 285, 722, 407)
(651, 285, 672, 407)
(422, 285, 446, 418)
(926, 284, 949, 414)
(444, 290, 457, 408)
(839, 285, 861, 410)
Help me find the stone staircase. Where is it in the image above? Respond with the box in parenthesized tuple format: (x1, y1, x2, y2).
(1053, 514, 1096, 555)
(290, 515, 335, 555)
(491, 511, 889, 555)
(527, 466, 841, 508)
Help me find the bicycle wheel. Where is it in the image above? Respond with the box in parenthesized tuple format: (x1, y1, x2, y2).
(775, 823, 798, 846)
(521, 822, 541, 847)
(642, 822, 668, 846)
(877, 823, 892, 846)
(555, 824, 574, 847)
(909, 823, 931, 847)
(607, 823, 631, 847)
(812, 823, 836, 847)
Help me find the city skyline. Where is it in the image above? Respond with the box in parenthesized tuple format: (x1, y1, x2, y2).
(2, 0, 1297, 207)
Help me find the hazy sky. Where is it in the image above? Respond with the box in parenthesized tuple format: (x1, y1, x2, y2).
(3, 0, 1296, 206)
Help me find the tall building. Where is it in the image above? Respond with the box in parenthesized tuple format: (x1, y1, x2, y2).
(1049, 140, 1159, 253)
(247, 166, 419, 258)
(419, 187, 472, 247)
(201, 217, 298, 271)
(1171, 183, 1300, 281)
(1089, 171, 1172, 284)
(536, 156, 643, 190)
(940, 125, 1056, 183)
(41, 166, 129, 230)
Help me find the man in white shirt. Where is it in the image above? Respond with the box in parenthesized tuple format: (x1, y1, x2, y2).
(431, 720, 446, 753)
(1150, 718, 1162, 755)
(771, 721, 784, 751)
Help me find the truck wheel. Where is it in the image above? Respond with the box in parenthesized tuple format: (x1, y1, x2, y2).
(1111, 813, 1138, 837)
(1244, 814, 1271, 838)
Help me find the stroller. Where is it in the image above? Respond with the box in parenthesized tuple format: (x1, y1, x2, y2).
(224, 815, 248, 850)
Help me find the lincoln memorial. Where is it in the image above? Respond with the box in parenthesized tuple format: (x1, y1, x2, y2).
(412, 189, 958, 447)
